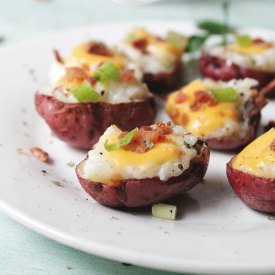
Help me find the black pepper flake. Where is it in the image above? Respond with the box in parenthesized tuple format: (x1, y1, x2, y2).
(178, 163, 183, 170)
(41, 169, 47, 174)
(99, 152, 103, 155)
(122, 263, 132, 267)
(100, 90, 105, 96)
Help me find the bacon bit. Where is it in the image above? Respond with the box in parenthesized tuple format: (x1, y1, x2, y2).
(170, 108, 180, 119)
(121, 69, 135, 82)
(123, 122, 173, 153)
(132, 38, 148, 52)
(175, 92, 187, 104)
(270, 139, 275, 152)
(30, 147, 49, 163)
(253, 38, 272, 47)
(87, 42, 113, 56)
(181, 113, 189, 125)
(53, 49, 64, 64)
(190, 90, 217, 111)
(16, 147, 24, 154)
(253, 38, 265, 44)
(64, 67, 90, 82)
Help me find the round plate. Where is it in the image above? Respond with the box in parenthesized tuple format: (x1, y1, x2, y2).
(0, 22, 274, 275)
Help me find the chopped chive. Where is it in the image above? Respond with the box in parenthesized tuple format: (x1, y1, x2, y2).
(94, 63, 120, 84)
(211, 87, 240, 102)
(104, 128, 138, 152)
(152, 203, 177, 220)
(236, 34, 253, 47)
(72, 81, 101, 102)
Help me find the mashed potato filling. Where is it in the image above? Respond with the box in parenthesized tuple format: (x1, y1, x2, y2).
(232, 128, 275, 178)
(209, 41, 275, 72)
(166, 78, 257, 139)
(82, 125, 198, 184)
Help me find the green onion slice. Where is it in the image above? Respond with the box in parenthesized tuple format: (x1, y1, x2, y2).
(166, 31, 187, 49)
(236, 34, 253, 47)
(104, 128, 138, 152)
(211, 87, 240, 102)
(72, 81, 101, 102)
(152, 203, 177, 220)
(94, 63, 120, 84)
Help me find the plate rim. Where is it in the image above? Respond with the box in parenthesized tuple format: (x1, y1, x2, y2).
(1, 21, 275, 275)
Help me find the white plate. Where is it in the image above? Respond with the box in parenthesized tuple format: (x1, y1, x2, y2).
(0, 22, 274, 275)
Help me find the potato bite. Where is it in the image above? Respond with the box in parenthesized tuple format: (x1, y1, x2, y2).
(76, 122, 209, 207)
(166, 78, 266, 150)
(50, 41, 130, 84)
(35, 63, 156, 149)
(116, 27, 187, 93)
(227, 128, 275, 212)
(199, 35, 275, 94)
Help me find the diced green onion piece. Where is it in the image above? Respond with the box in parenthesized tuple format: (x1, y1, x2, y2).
(104, 128, 138, 152)
(93, 63, 120, 84)
(166, 31, 187, 49)
(211, 87, 240, 102)
(72, 81, 101, 102)
(152, 203, 177, 220)
(236, 34, 253, 47)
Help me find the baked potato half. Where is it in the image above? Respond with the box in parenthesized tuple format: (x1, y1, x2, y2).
(226, 128, 275, 212)
(116, 28, 187, 93)
(199, 36, 275, 95)
(76, 122, 210, 207)
(36, 64, 156, 149)
(166, 78, 266, 150)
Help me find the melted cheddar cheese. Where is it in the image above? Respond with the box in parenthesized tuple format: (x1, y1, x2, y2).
(232, 128, 275, 178)
(166, 80, 240, 137)
(82, 125, 198, 185)
(66, 43, 125, 70)
(128, 28, 183, 56)
(227, 43, 269, 55)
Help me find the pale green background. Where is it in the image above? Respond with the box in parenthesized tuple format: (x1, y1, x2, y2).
(1, 0, 275, 274)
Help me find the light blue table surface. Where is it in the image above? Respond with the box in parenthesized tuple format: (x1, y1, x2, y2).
(1, 1, 275, 274)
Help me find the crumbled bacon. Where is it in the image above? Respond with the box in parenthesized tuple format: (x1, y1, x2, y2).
(53, 49, 64, 64)
(64, 67, 96, 84)
(123, 122, 173, 153)
(132, 38, 148, 52)
(181, 113, 189, 125)
(270, 139, 275, 152)
(170, 108, 180, 119)
(30, 147, 49, 163)
(190, 90, 217, 111)
(87, 42, 113, 56)
(121, 69, 135, 82)
(253, 38, 272, 47)
(175, 92, 187, 104)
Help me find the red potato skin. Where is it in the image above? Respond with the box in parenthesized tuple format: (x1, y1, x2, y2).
(35, 93, 156, 149)
(76, 142, 209, 208)
(227, 159, 275, 213)
(143, 61, 182, 93)
(199, 52, 275, 94)
(206, 94, 264, 150)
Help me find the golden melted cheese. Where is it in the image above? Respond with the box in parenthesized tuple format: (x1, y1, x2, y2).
(106, 142, 180, 168)
(166, 80, 240, 137)
(66, 43, 125, 70)
(232, 128, 275, 178)
(227, 43, 269, 55)
(128, 28, 183, 56)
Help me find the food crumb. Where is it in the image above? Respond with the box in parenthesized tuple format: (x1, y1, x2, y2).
(41, 170, 47, 175)
(268, 216, 275, 220)
(30, 147, 49, 163)
(16, 147, 24, 154)
(111, 216, 120, 220)
(66, 266, 72, 270)
(52, 180, 64, 187)
(122, 263, 132, 267)
(66, 161, 75, 167)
